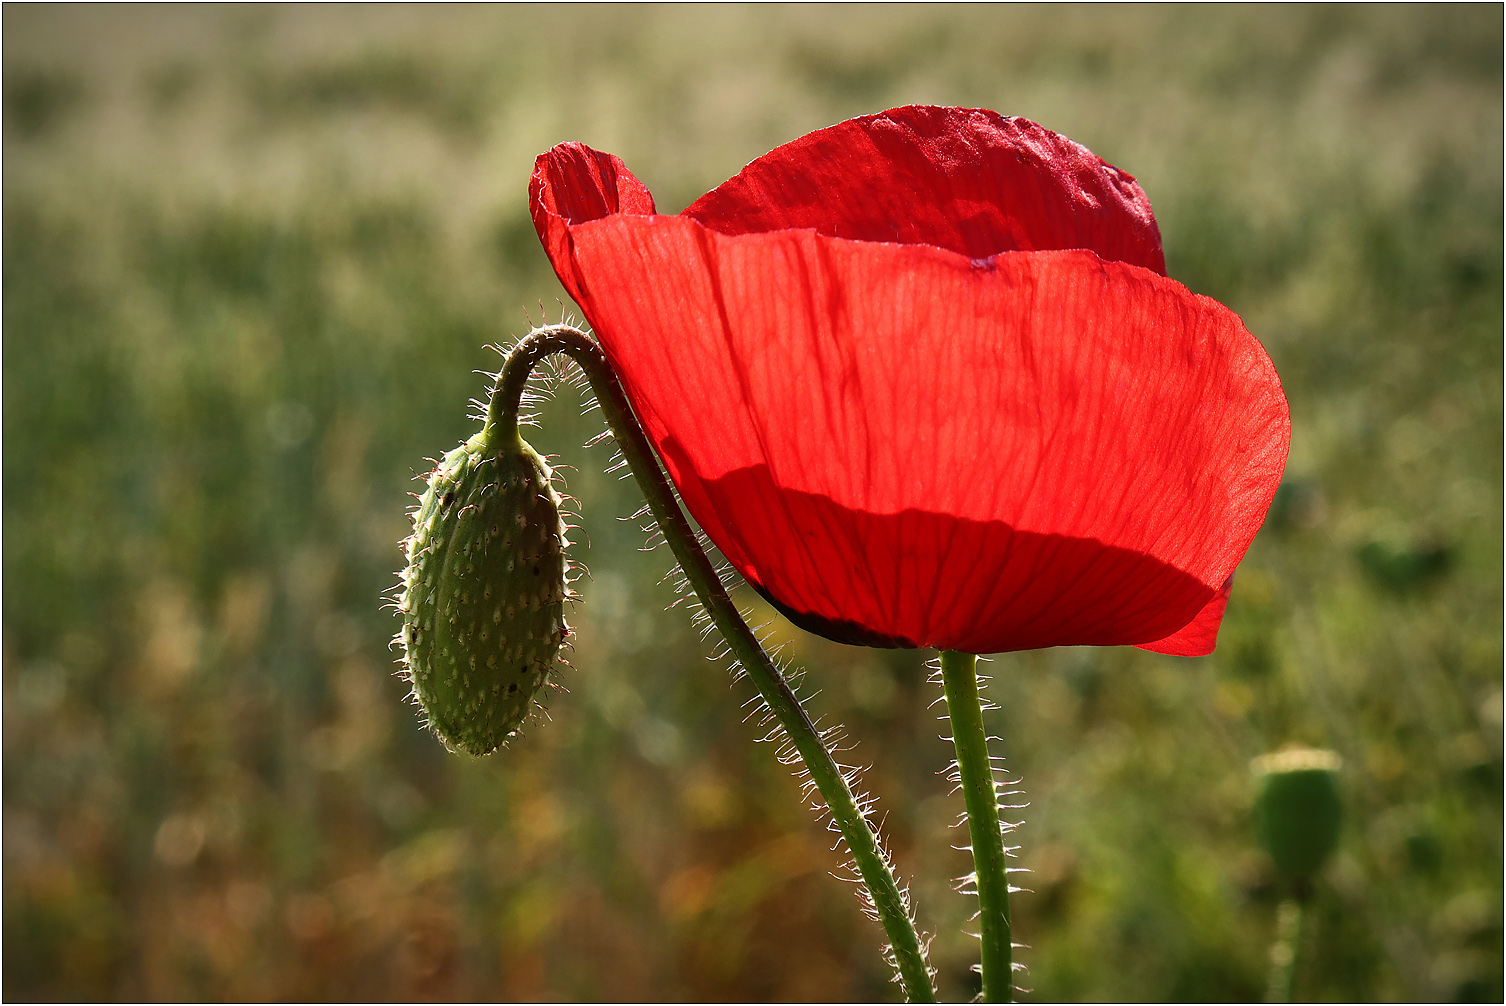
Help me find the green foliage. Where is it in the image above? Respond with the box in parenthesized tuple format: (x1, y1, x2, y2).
(3, 68, 88, 138)
(3, 5, 1500, 1002)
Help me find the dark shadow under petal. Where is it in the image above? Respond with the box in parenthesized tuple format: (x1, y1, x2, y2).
(705, 466, 1215, 654)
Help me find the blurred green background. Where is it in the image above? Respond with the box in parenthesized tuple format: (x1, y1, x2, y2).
(4, 5, 1501, 1002)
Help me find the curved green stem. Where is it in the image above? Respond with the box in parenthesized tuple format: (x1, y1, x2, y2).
(941, 650, 1013, 1003)
(492, 325, 936, 1002)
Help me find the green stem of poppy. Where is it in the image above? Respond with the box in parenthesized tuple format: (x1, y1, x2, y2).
(1265, 897, 1305, 1003)
(940, 650, 1014, 1003)
(491, 325, 937, 1003)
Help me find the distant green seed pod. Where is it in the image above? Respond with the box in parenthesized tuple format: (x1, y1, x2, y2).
(1252, 747, 1343, 881)
(397, 423, 569, 755)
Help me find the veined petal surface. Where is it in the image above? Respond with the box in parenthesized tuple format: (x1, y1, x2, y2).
(530, 142, 656, 307)
(685, 106, 1166, 274)
(528, 115, 1289, 655)
(1137, 575, 1234, 657)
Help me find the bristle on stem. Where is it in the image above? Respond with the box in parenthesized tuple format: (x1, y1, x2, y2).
(472, 324, 937, 1002)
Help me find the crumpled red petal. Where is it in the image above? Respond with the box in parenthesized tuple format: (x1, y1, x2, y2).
(684, 106, 1166, 274)
(529, 122, 1289, 656)
(529, 142, 656, 308)
(1135, 574, 1234, 657)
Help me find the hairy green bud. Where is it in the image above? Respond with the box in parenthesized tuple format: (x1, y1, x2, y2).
(397, 424, 569, 755)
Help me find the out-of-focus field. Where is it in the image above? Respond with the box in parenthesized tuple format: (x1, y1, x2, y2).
(4, 5, 1500, 1002)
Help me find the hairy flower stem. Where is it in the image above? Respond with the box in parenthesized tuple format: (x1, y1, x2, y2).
(491, 325, 936, 1003)
(941, 650, 1013, 1003)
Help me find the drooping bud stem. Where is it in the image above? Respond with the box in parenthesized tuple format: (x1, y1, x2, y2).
(490, 325, 936, 1003)
(941, 650, 1015, 1003)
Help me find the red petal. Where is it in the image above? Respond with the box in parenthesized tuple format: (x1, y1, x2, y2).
(552, 212, 1288, 654)
(682, 106, 1165, 274)
(530, 143, 656, 306)
(1135, 575, 1233, 657)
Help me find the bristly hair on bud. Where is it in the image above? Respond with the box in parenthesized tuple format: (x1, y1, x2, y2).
(395, 410, 570, 756)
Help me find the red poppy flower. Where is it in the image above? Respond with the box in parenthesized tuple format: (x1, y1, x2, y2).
(529, 106, 1289, 657)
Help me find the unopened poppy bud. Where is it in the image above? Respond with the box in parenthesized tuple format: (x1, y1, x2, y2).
(1252, 747, 1343, 881)
(397, 426, 568, 755)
